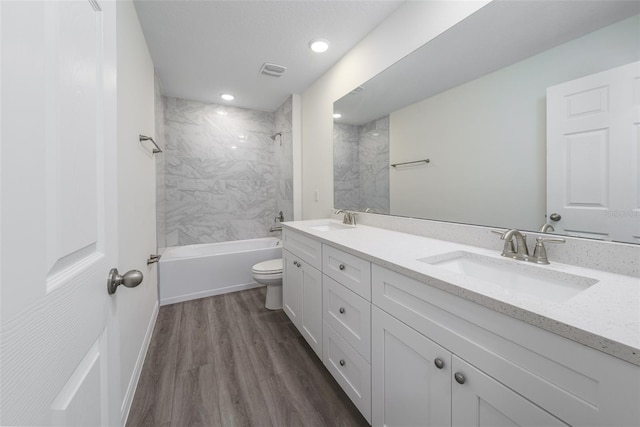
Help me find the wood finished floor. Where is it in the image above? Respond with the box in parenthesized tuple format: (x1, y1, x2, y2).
(126, 288, 369, 427)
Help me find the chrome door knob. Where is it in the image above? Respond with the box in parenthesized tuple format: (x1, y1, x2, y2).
(339, 359, 346, 366)
(339, 264, 345, 270)
(107, 268, 143, 295)
(549, 213, 561, 221)
(339, 307, 346, 314)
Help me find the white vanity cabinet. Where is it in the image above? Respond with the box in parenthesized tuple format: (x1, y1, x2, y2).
(372, 264, 640, 427)
(282, 224, 640, 427)
(282, 230, 323, 358)
(372, 306, 570, 427)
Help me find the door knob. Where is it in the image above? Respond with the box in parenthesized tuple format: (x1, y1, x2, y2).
(107, 268, 143, 295)
(549, 213, 561, 221)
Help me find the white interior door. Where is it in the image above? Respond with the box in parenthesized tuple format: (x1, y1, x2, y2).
(1, 1, 120, 425)
(547, 61, 640, 244)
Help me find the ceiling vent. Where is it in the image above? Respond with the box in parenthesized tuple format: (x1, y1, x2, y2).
(260, 62, 287, 77)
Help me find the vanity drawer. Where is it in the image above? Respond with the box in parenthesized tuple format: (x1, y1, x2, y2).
(323, 275, 371, 362)
(323, 245, 371, 300)
(282, 229, 322, 270)
(323, 321, 371, 423)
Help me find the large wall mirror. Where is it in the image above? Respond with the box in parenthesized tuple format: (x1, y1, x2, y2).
(333, 0, 640, 244)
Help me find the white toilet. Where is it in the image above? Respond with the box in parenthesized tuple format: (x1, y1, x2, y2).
(251, 258, 283, 310)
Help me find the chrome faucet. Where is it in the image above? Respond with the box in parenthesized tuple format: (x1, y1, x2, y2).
(499, 229, 529, 260)
(493, 229, 565, 264)
(334, 209, 357, 225)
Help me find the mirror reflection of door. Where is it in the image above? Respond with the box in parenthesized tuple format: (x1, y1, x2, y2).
(546, 60, 640, 244)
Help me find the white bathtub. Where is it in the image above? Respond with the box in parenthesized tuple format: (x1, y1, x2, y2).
(158, 237, 282, 305)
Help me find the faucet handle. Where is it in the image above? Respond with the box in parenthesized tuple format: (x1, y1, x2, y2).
(536, 237, 565, 244)
(532, 237, 565, 264)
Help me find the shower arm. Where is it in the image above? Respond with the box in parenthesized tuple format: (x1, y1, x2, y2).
(270, 132, 283, 146)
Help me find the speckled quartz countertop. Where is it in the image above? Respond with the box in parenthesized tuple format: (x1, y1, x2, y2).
(282, 220, 640, 367)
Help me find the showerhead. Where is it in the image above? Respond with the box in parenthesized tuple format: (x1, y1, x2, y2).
(270, 132, 282, 141)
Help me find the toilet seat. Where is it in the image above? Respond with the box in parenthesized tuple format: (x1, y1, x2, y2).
(252, 258, 282, 275)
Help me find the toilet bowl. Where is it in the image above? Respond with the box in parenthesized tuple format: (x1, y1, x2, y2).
(251, 258, 283, 310)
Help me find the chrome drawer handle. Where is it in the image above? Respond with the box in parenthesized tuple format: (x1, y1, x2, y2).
(339, 359, 346, 366)
(339, 307, 345, 314)
(339, 264, 345, 270)
(454, 372, 466, 384)
(434, 358, 444, 369)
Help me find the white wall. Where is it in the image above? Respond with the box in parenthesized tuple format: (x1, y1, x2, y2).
(300, 1, 490, 219)
(115, 1, 159, 423)
(390, 15, 640, 231)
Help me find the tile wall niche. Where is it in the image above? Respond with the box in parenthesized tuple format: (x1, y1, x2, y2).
(158, 96, 293, 247)
(334, 116, 389, 214)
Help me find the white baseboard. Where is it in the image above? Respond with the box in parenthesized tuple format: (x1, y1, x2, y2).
(120, 300, 159, 426)
(160, 282, 264, 306)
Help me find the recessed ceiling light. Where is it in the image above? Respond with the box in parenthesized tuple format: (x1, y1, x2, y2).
(309, 38, 330, 53)
(220, 93, 234, 101)
(333, 113, 342, 119)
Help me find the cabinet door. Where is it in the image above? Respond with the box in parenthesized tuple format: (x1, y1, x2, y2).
(282, 249, 302, 330)
(301, 261, 323, 357)
(451, 356, 568, 427)
(372, 307, 451, 427)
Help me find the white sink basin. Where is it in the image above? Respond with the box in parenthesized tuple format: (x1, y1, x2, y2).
(418, 251, 598, 302)
(307, 222, 354, 232)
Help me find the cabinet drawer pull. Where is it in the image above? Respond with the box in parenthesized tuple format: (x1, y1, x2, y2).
(339, 307, 345, 314)
(434, 358, 444, 369)
(339, 359, 346, 366)
(339, 264, 345, 270)
(454, 372, 466, 384)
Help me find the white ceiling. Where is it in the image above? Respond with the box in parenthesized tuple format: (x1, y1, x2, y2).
(133, 0, 404, 112)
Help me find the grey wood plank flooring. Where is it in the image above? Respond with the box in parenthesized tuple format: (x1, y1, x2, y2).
(126, 288, 369, 427)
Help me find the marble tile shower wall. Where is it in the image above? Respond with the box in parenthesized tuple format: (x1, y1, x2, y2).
(333, 117, 389, 214)
(154, 73, 166, 249)
(161, 96, 292, 247)
(359, 116, 389, 214)
(273, 96, 294, 222)
(333, 123, 360, 211)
